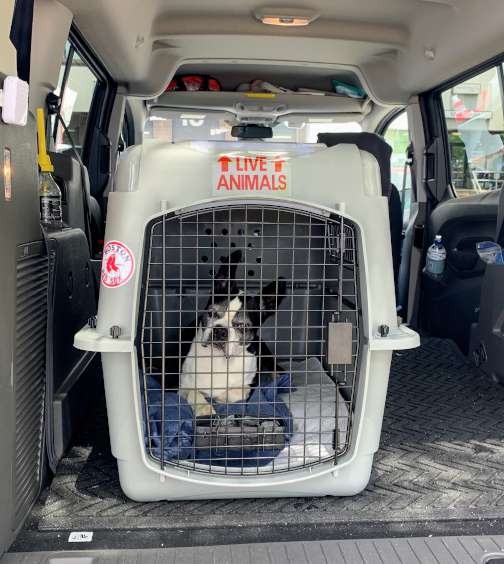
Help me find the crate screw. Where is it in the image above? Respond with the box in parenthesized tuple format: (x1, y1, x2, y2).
(378, 324, 389, 337)
(110, 325, 122, 339)
(88, 316, 97, 329)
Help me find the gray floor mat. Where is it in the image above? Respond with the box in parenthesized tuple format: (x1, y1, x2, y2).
(33, 338, 504, 531)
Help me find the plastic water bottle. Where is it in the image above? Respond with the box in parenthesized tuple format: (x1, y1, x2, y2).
(39, 170, 63, 229)
(476, 241, 504, 264)
(37, 107, 63, 229)
(426, 234, 447, 276)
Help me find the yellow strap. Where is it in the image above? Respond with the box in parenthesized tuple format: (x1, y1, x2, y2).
(36, 107, 54, 172)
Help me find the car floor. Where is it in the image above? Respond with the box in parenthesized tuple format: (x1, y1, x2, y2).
(12, 337, 504, 552)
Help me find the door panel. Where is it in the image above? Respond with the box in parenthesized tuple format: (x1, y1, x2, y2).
(421, 190, 499, 352)
(419, 62, 504, 353)
(0, 115, 46, 554)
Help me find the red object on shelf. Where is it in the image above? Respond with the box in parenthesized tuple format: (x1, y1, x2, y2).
(166, 75, 221, 92)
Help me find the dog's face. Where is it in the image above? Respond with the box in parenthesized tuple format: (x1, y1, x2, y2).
(199, 250, 286, 358)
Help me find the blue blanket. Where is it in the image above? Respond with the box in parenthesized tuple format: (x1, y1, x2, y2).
(142, 374, 293, 467)
(142, 378, 194, 461)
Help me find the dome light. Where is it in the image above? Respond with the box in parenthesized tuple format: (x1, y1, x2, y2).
(254, 8, 319, 27)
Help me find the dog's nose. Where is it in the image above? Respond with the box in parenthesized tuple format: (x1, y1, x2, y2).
(212, 326, 228, 342)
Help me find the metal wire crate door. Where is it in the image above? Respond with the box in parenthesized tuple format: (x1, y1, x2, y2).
(138, 203, 361, 475)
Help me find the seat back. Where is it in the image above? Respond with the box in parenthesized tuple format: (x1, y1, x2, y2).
(46, 228, 98, 460)
(50, 152, 89, 236)
(50, 151, 104, 254)
(469, 187, 504, 380)
(45, 154, 101, 461)
(317, 132, 392, 197)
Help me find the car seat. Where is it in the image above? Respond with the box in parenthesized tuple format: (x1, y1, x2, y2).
(50, 151, 104, 256)
(469, 186, 504, 381)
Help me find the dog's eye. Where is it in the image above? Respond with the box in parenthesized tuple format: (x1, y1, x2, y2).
(207, 309, 218, 319)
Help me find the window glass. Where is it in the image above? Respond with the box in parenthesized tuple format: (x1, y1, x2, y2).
(144, 108, 361, 144)
(54, 41, 98, 153)
(383, 111, 412, 226)
(442, 67, 504, 197)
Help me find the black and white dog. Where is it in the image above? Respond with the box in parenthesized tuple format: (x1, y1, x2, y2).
(180, 250, 286, 417)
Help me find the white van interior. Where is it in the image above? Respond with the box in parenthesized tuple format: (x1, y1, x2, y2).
(2, 0, 504, 561)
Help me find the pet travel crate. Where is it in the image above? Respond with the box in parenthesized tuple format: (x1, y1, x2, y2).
(75, 139, 419, 501)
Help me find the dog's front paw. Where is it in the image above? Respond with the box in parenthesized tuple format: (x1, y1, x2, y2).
(194, 401, 216, 418)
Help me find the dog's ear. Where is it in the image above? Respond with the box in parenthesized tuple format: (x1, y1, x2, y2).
(260, 277, 287, 320)
(212, 249, 242, 297)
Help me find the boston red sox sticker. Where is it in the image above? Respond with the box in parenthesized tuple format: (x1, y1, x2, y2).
(101, 240, 135, 288)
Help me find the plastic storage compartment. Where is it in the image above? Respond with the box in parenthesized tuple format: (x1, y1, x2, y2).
(75, 140, 419, 500)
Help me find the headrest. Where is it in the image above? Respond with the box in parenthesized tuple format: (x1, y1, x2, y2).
(317, 132, 392, 197)
(50, 151, 79, 181)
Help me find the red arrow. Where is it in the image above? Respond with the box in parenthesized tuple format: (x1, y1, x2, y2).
(218, 155, 232, 172)
(274, 159, 285, 173)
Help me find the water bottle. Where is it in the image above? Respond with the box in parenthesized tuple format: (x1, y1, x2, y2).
(37, 107, 63, 229)
(426, 235, 447, 276)
(39, 170, 63, 229)
(476, 241, 504, 264)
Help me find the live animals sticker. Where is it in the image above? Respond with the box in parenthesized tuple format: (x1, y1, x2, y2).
(212, 153, 291, 196)
(101, 240, 135, 288)
(68, 531, 93, 542)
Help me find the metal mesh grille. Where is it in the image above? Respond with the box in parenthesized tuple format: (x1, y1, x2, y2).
(138, 203, 360, 475)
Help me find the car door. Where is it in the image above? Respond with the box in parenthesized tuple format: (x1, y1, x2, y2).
(419, 63, 503, 353)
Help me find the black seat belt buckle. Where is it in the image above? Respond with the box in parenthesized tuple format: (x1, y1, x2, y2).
(413, 224, 425, 249)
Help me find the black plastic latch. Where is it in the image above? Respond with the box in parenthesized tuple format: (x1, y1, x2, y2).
(110, 325, 121, 339)
(378, 324, 390, 338)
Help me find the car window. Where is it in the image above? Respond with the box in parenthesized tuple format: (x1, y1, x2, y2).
(145, 108, 362, 143)
(441, 66, 504, 197)
(53, 41, 98, 153)
(383, 110, 412, 227)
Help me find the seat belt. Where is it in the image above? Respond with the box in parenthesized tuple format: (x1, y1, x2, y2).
(405, 143, 427, 325)
(406, 204, 427, 325)
(497, 187, 504, 247)
(400, 144, 415, 218)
